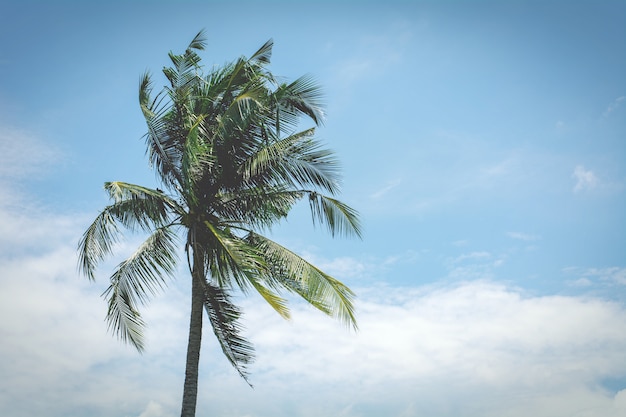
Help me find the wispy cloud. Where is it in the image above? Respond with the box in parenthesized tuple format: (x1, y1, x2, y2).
(299, 249, 420, 283)
(0, 125, 64, 208)
(452, 251, 492, 263)
(330, 24, 412, 86)
(579, 267, 626, 286)
(572, 165, 599, 193)
(563, 267, 626, 297)
(0, 125, 61, 179)
(507, 231, 541, 241)
(369, 178, 402, 199)
(445, 251, 506, 281)
(603, 96, 625, 118)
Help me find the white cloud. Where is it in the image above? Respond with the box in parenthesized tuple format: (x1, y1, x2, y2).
(570, 267, 626, 286)
(315, 256, 367, 278)
(444, 251, 506, 281)
(370, 178, 402, 199)
(0, 125, 61, 179)
(452, 251, 491, 263)
(603, 96, 625, 118)
(0, 125, 64, 210)
(572, 165, 599, 193)
(329, 24, 411, 87)
(1, 183, 626, 417)
(138, 401, 166, 417)
(569, 277, 593, 287)
(507, 231, 541, 241)
(233, 281, 626, 417)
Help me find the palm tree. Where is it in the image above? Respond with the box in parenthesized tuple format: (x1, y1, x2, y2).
(78, 31, 361, 417)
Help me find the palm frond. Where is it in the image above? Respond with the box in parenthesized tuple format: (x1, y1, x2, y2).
(249, 39, 273, 65)
(240, 127, 315, 181)
(102, 283, 146, 352)
(240, 127, 341, 194)
(273, 74, 325, 127)
(213, 87, 266, 152)
(78, 209, 122, 281)
(249, 233, 358, 330)
(201, 280, 255, 385)
(100, 226, 179, 352)
(308, 192, 363, 239)
(105, 181, 182, 231)
(277, 138, 341, 193)
(139, 74, 184, 189)
(181, 113, 216, 196)
(187, 30, 207, 51)
(164, 49, 202, 92)
(108, 226, 179, 306)
(215, 188, 302, 230)
(200, 221, 267, 290)
(78, 183, 181, 280)
(248, 278, 290, 319)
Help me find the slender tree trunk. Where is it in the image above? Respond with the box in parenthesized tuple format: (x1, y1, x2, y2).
(181, 253, 204, 417)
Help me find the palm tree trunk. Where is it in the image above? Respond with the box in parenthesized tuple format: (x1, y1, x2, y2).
(180, 255, 204, 417)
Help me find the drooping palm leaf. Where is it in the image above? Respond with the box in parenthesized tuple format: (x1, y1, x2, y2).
(201, 279, 255, 384)
(107, 226, 179, 306)
(240, 127, 341, 194)
(102, 283, 146, 352)
(78, 209, 122, 281)
(307, 192, 363, 238)
(200, 221, 267, 290)
(79, 184, 173, 282)
(100, 183, 183, 241)
(273, 74, 325, 129)
(101, 226, 179, 351)
(247, 232, 358, 330)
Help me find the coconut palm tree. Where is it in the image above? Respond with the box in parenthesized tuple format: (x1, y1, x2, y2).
(77, 31, 361, 417)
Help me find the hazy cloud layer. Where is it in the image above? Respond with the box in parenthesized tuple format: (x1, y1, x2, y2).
(0, 126, 62, 179)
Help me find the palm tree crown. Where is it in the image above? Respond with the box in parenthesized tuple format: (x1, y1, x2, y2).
(78, 31, 361, 417)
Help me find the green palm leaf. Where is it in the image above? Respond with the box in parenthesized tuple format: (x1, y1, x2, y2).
(241, 127, 341, 194)
(201, 280, 255, 384)
(273, 74, 325, 128)
(248, 232, 357, 330)
(103, 284, 146, 352)
(139, 73, 185, 189)
(308, 192, 363, 238)
(102, 226, 178, 351)
(199, 221, 266, 290)
(249, 38, 273, 65)
(78, 209, 121, 281)
(215, 187, 302, 230)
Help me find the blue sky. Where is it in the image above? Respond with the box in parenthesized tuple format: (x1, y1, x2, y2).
(1, 1, 625, 416)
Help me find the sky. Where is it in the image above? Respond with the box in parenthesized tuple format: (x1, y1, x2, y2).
(1, 1, 625, 416)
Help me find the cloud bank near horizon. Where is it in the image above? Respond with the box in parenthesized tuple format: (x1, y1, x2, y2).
(1, 196, 625, 417)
